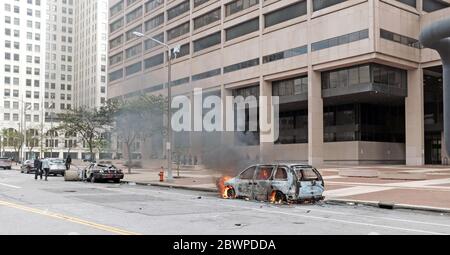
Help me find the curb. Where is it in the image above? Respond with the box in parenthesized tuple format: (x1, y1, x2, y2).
(326, 198, 450, 214)
(121, 180, 217, 193)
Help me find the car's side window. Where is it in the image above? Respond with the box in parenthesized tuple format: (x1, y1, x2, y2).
(240, 166, 256, 180)
(255, 166, 274, 180)
(301, 169, 319, 181)
(274, 167, 288, 180)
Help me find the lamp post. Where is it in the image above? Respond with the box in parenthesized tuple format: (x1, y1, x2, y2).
(133, 31, 180, 181)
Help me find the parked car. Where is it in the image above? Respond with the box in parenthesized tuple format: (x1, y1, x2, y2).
(20, 160, 36, 174)
(223, 164, 325, 203)
(84, 163, 124, 183)
(47, 158, 66, 176)
(0, 157, 12, 170)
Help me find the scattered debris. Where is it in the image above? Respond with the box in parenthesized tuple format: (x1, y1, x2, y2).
(197, 196, 202, 199)
(128, 182, 136, 186)
(306, 210, 311, 213)
(234, 224, 242, 227)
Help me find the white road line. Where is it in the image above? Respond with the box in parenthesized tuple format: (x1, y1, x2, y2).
(121, 186, 449, 235)
(0, 182, 21, 189)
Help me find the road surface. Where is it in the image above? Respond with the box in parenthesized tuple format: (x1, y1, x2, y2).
(0, 169, 449, 235)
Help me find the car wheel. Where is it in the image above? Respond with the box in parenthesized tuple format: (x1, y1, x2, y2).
(270, 191, 286, 204)
(113, 179, 121, 183)
(225, 187, 236, 199)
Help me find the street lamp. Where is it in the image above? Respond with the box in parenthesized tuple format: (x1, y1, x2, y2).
(133, 31, 180, 181)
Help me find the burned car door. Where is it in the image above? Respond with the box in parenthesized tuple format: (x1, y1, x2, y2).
(253, 165, 275, 200)
(236, 166, 256, 198)
(297, 168, 324, 199)
(271, 166, 295, 198)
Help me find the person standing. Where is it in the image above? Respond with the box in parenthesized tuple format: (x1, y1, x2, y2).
(65, 154, 72, 170)
(34, 156, 42, 180)
(41, 158, 50, 181)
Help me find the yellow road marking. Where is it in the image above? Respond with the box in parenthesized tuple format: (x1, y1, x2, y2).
(0, 200, 141, 235)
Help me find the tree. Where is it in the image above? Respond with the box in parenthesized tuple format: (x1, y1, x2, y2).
(57, 100, 118, 161)
(115, 94, 165, 174)
(1, 128, 23, 161)
(25, 129, 40, 158)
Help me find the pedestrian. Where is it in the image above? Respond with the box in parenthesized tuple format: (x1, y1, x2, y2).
(41, 158, 50, 181)
(65, 154, 72, 170)
(193, 155, 198, 165)
(34, 156, 42, 180)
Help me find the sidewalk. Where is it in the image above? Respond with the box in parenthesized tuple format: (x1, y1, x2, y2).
(120, 163, 450, 213)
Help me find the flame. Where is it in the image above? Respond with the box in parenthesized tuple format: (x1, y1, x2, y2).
(216, 176, 232, 199)
(269, 191, 276, 203)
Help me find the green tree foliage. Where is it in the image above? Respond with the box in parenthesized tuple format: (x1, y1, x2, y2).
(57, 100, 119, 161)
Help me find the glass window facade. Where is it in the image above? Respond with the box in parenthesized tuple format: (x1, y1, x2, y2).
(125, 43, 142, 59)
(194, 0, 210, 8)
(110, 0, 124, 16)
(193, 31, 221, 52)
(324, 104, 405, 143)
(311, 29, 369, 51)
(322, 64, 407, 90)
(126, 6, 142, 24)
(109, 69, 123, 82)
(232, 85, 260, 146)
(264, 1, 307, 28)
(145, 0, 164, 13)
(396, 0, 416, 8)
(277, 110, 308, 144)
(380, 29, 422, 49)
(144, 33, 164, 51)
(225, 0, 259, 17)
(225, 18, 259, 41)
(125, 25, 142, 41)
(272, 76, 308, 96)
(423, 0, 450, 12)
(313, 0, 347, 11)
(145, 13, 164, 31)
(167, 22, 190, 41)
(194, 8, 220, 30)
(167, 0, 190, 21)
(263, 45, 307, 64)
(224, 58, 259, 73)
(109, 34, 123, 49)
(192, 68, 221, 81)
(144, 53, 164, 69)
(110, 18, 124, 33)
(125, 62, 142, 76)
(109, 52, 123, 66)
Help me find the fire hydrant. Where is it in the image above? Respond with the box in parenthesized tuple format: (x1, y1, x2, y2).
(159, 167, 164, 182)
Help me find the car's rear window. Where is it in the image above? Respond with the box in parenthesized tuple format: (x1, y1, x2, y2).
(293, 166, 319, 181)
(50, 159, 64, 164)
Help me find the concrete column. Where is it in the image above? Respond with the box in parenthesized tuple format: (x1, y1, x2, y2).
(405, 68, 425, 165)
(221, 85, 234, 146)
(308, 69, 324, 166)
(259, 79, 275, 163)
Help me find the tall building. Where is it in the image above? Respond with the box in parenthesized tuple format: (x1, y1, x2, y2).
(73, 0, 109, 108)
(107, 0, 450, 165)
(0, 0, 110, 161)
(44, 0, 79, 158)
(0, 0, 47, 160)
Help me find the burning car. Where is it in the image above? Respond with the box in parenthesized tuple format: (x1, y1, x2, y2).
(221, 164, 325, 203)
(85, 163, 124, 183)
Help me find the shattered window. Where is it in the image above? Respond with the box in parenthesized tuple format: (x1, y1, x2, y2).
(301, 169, 319, 181)
(240, 166, 256, 179)
(256, 166, 273, 180)
(274, 167, 288, 180)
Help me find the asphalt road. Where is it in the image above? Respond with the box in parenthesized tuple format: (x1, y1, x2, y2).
(1, 169, 450, 235)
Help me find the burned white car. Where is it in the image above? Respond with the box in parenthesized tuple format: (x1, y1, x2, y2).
(223, 164, 325, 203)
